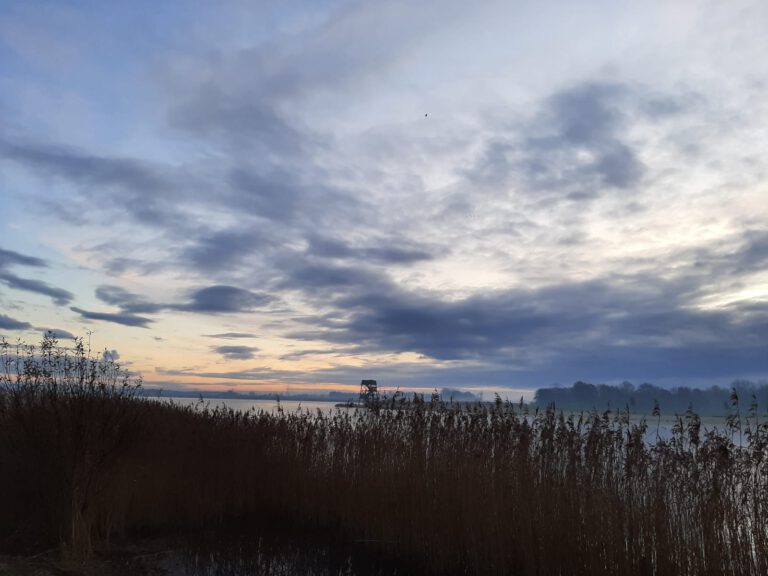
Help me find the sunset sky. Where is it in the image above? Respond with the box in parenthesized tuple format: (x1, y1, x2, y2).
(1, 1, 766, 396)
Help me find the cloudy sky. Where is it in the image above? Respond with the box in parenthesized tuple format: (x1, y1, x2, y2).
(1, 0, 766, 396)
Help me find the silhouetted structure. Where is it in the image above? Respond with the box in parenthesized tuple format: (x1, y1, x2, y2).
(359, 379, 378, 406)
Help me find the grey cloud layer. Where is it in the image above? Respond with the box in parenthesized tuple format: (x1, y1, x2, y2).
(71, 284, 276, 327)
(212, 345, 260, 360)
(289, 280, 765, 374)
(1, 142, 181, 227)
(276, 226, 767, 382)
(2, 1, 766, 390)
(179, 286, 275, 313)
(0, 315, 77, 340)
(203, 332, 258, 339)
(465, 82, 692, 202)
(94, 284, 275, 314)
(0, 247, 74, 305)
(40, 328, 77, 340)
(8, 78, 765, 383)
(70, 307, 154, 328)
(0, 248, 47, 268)
(0, 272, 73, 306)
(0, 314, 32, 331)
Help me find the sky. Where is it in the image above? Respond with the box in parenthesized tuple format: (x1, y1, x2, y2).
(1, 0, 766, 397)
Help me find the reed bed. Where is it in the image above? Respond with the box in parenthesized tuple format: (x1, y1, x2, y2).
(1, 336, 767, 575)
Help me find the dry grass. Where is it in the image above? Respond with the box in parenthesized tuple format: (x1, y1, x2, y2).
(1, 335, 767, 575)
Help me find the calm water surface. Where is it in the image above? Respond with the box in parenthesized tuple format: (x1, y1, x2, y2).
(152, 397, 737, 442)
(157, 396, 346, 415)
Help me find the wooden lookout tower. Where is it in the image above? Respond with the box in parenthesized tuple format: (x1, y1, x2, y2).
(359, 379, 378, 405)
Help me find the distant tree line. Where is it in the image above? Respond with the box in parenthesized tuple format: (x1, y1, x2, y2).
(534, 380, 768, 414)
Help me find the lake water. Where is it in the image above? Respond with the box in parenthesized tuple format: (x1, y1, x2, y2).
(149, 396, 741, 443)
(155, 396, 348, 415)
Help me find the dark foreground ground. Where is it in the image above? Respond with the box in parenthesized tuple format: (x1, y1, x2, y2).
(0, 538, 185, 576)
(0, 528, 413, 576)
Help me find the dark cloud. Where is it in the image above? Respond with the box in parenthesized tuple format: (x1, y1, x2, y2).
(546, 82, 626, 145)
(203, 332, 258, 339)
(282, 265, 767, 384)
(175, 285, 275, 313)
(212, 345, 260, 360)
(590, 144, 643, 189)
(70, 307, 153, 328)
(226, 167, 360, 230)
(466, 81, 671, 200)
(168, 85, 307, 156)
(279, 262, 393, 297)
(1, 141, 181, 226)
(182, 230, 265, 273)
(0, 271, 74, 305)
(737, 230, 768, 271)
(291, 286, 571, 360)
(94, 284, 274, 316)
(2, 142, 164, 190)
(227, 168, 304, 223)
(179, 213, 432, 284)
(0, 314, 32, 331)
(40, 328, 77, 340)
(95, 285, 163, 314)
(0, 247, 47, 268)
(278, 348, 347, 361)
(103, 257, 162, 276)
(523, 82, 646, 195)
(95, 285, 140, 306)
(307, 236, 434, 264)
(0, 246, 73, 305)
